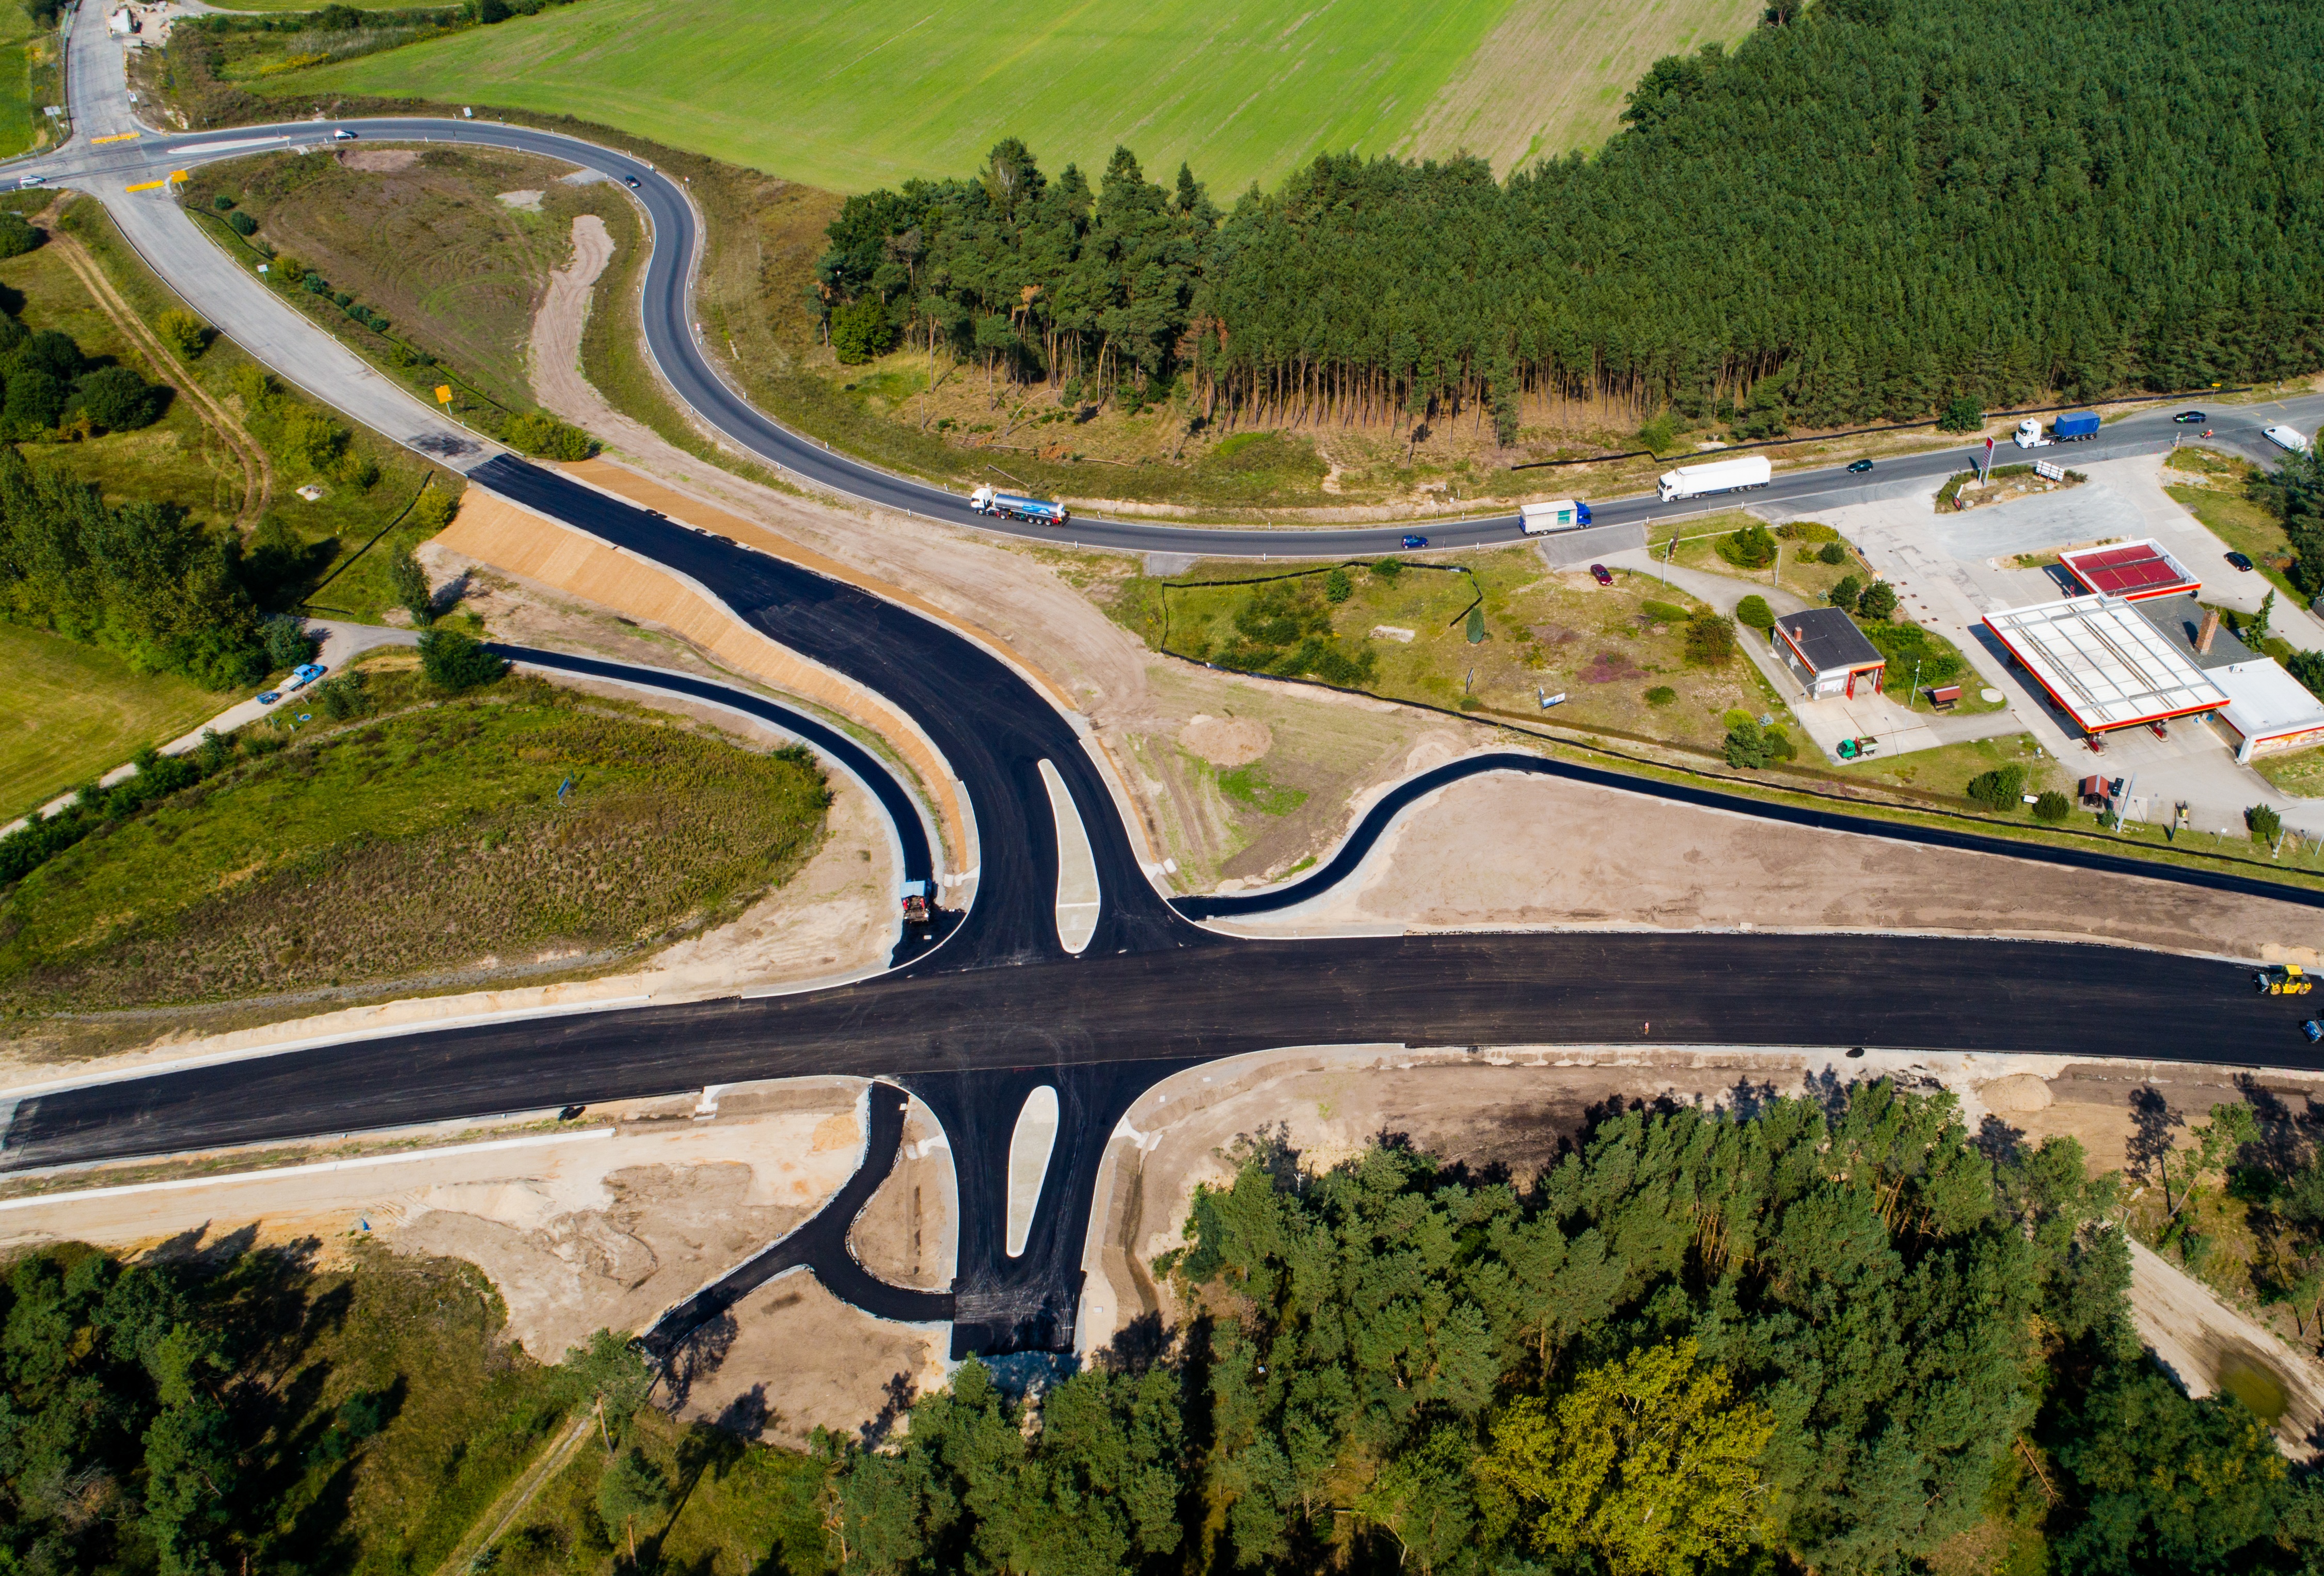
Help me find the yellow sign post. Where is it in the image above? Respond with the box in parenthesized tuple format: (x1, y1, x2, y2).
(434, 385, 454, 406)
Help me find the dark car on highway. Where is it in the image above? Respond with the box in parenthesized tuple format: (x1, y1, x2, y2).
(624, 176, 641, 188)
(2227, 551, 2254, 572)
(1847, 459, 1874, 474)
(1401, 535, 1428, 549)
(1589, 563, 1614, 586)
(2174, 410, 2205, 424)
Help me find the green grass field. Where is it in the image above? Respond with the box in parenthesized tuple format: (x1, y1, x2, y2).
(0, 626, 225, 822)
(289, 0, 1760, 194)
(0, 4, 36, 162)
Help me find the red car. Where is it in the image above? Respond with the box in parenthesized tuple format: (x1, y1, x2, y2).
(1589, 563, 1614, 586)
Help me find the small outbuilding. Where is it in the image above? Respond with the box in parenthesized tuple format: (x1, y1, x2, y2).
(1770, 607, 1886, 699)
(2211, 659, 2324, 763)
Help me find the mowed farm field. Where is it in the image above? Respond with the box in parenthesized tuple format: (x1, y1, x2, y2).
(289, 0, 1761, 193)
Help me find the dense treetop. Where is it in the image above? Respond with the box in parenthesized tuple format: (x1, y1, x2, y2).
(833, 1084, 2324, 1574)
(816, 0, 2323, 438)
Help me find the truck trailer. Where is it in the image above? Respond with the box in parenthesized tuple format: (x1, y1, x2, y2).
(969, 485, 1070, 525)
(1655, 455, 1771, 503)
(2014, 411, 2100, 449)
(1519, 499, 1593, 534)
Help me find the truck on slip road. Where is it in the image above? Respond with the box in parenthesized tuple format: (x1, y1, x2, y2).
(1520, 499, 1593, 534)
(1655, 455, 1771, 503)
(970, 485, 1070, 525)
(2014, 410, 2100, 448)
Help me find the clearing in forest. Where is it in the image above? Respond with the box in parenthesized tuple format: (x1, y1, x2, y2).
(286, 0, 1760, 194)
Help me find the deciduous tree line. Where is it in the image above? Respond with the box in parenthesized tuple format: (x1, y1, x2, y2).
(831, 1084, 2324, 1574)
(816, 0, 2322, 442)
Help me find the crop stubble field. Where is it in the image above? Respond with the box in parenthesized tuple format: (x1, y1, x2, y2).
(289, 0, 1761, 193)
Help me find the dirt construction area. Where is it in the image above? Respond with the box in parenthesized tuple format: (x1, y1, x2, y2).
(0, 1079, 958, 1448)
(1223, 766, 2324, 964)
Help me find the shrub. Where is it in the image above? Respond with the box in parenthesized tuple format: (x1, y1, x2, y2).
(1372, 556, 1402, 580)
(2032, 790, 2072, 824)
(212, 194, 236, 212)
(1684, 611, 1734, 666)
(2247, 804, 2282, 845)
(1724, 720, 1771, 769)
(1857, 581, 1898, 621)
(156, 309, 209, 360)
(335, 453, 380, 490)
(408, 485, 460, 533)
(388, 546, 433, 626)
(1966, 763, 2028, 812)
(504, 411, 596, 460)
(419, 627, 505, 691)
(476, 0, 511, 21)
(0, 213, 40, 260)
(1828, 574, 1863, 610)
(227, 211, 258, 237)
(1645, 685, 1676, 706)
(830, 296, 898, 364)
(1716, 522, 1778, 569)
(1819, 540, 1848, 565)
(73, 366, 165, 432)
(312, 671, 370, 719)
(1775, 520, 1839, 543)
(1936, 396, 1985, 433)
(1322, 566, 1352, 603)
(1858, 620, 1964, 687)
(1641, 599, 1690, 623)
(262, 615, 314, 670)
(1762, 725, 1797, 761)
(4, 367, 64, 435)
(279, 408, 350, 473)
(1734, 595, 1774, 631)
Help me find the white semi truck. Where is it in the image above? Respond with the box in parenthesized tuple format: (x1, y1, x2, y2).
(1655, 455, 1771, 503)
(1519, 499, 1593, 534)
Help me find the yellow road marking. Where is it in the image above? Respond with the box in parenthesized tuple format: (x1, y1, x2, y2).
(90, 130, 140, 144)
(123, 178, 165, 192)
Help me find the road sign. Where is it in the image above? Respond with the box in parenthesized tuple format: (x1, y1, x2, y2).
(2033, 459, 2065, 482)
(434, 385, 454, 405)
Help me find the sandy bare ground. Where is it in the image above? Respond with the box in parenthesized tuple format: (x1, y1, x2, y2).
(4, 1074, 960, 1447)
(1220, 767, 2324, 963)
(2128, 1235, 2324, 1457)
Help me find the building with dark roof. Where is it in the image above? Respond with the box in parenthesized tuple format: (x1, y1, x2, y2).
(1770, 607, 1886, 698)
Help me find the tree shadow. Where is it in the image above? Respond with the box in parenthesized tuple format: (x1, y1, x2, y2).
(1092, 1311, 1172, 1376)
(858, 1370, 918, 1450)
(1973, 1114, 2026, 1165)
(2127, 1086, 2179, 1184)
(1223, 1121, 1305, 1192)
(710, 1383, 775, 1441)
(658, 1311, 737, 1415)
(2233, 1073, 2313, 1174)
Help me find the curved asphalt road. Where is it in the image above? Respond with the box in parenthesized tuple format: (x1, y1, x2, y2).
(23, 107, 2324, 557)
(1179, 752, 2324, 920)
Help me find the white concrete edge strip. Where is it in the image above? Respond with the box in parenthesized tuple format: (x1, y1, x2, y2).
(0, 1126, 615, 1214)
(1036, 759, 1100, 954)
(0, 994, 652, 1104)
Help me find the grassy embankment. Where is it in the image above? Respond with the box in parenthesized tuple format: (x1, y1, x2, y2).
(0, 659, 832, 1021)
(0, 627, 225, 822)
(25, 196, 459, 622)
(180, 147, 631, 419)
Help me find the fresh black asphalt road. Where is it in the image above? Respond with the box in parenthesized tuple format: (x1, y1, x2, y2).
(1178, 752, 2324, 919)
(9, 458, 2324, 1354)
